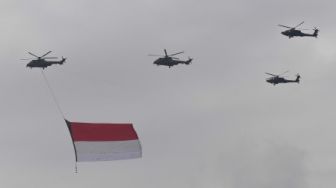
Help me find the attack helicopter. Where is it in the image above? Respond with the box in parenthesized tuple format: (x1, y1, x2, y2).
(266, 71, 301, 85)
(278, 21, 319, 38)
(22, 51, 66, 69)
(149, 49, 192, 68)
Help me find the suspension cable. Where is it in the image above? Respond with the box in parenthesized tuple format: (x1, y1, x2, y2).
(41, 70, 65, 119)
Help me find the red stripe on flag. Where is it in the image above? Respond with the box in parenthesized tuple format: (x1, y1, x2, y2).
(69, 122, 139, 141)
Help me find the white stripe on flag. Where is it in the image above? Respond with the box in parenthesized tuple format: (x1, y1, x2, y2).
(75, 140, 142, 162)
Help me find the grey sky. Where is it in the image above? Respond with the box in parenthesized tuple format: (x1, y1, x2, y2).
(1, 0, 336, 187)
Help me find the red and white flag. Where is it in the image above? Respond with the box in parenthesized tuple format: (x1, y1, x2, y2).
(66, 120, 142, 162)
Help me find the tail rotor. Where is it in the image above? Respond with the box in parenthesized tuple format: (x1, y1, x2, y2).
(296, 74, 301, 83)
(313, 27, 319, 37)
(185, 57, 193, 65)
(60, 56, 67, 64)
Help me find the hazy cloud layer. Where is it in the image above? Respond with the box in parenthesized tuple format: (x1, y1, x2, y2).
(1, 0, 336, 188)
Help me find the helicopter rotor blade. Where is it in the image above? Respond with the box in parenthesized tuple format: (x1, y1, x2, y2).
(265, 72, 278, 76)
(41, 51, 52, 58)
(299, 27, 315, 30)
(172, 57, 180, 60)
(28, 52, 39, 58)
(148, 54, 163, 57)
(279, 70, 289, 76)
(20, 58, 34, 60)
(278, 24, 292, 29)
(169, 51, 184, 56)
(43, 57, 58, 59)
(294, 21, 304, 29)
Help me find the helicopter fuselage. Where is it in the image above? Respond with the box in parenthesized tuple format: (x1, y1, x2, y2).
(26, 58, 66, 69)
(266, 76, 300, 85)
(281, 29, 318, 38)
(154, 57, 192, 68)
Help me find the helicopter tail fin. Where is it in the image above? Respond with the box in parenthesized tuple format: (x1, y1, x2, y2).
(185, 57, 193, 65)
(59, 57, 66, 64)
(296, 74, 301, 83)
(313, 28, 319, 37)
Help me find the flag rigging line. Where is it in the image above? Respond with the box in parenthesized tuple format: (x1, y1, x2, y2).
(41, 70, 78, 172)
(41, 70, 65, 119)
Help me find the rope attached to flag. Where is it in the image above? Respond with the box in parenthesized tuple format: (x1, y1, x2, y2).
(41, 70, 65, 119)
(41, 70, 79, 173)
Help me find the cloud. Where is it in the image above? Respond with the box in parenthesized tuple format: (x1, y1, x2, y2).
(214, 141, 306, 188)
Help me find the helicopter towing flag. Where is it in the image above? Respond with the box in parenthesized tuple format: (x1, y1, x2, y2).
(65, 120, 142, 162)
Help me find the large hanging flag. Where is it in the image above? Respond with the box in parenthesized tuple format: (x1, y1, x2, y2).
(65, 120, 142, 162)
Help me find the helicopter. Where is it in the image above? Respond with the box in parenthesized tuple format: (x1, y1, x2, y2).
(149, 49, 192, 68)
(22, 51, 66, 69)
(266, 71, 301, 85)
(278, 21, 319, 38)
